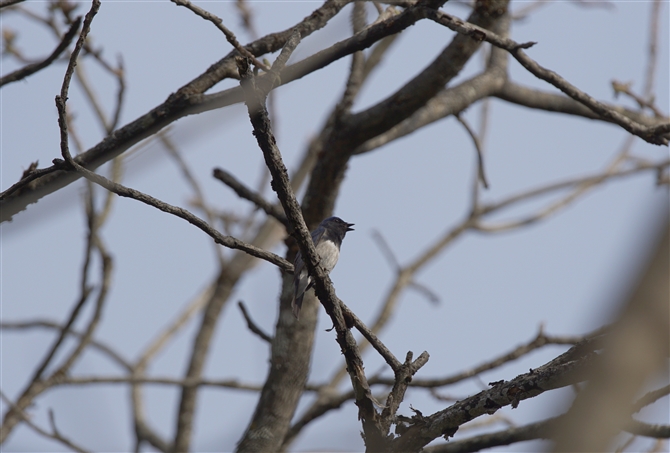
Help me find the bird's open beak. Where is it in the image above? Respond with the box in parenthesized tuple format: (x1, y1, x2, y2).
(347, 223, 355, 231)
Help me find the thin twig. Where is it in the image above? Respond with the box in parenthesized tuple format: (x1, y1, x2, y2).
(171, 0, 270, 72)
(238, 301, 273, 343)
(0, 17, 81, 87)
(109, 56, 126, 131)
(54, 154, 292, 270)
(0, 391, 90, 453)
(371, 229, 401, 272)
(333, 1, 367, 116)
(161, 133, 224, 262)
(455, 113, 489, 188)
(59, 376, 266, 390)
(480, 159, 668, 215)
(476, 159, 668, 231)
(643, 0, 662, 100)
(213, 167, 288, 226)
(612, 81, 665, 118)
(632, 385, 670, 413)
(0, 320, 131, 371)
(341, 301, 403, 371)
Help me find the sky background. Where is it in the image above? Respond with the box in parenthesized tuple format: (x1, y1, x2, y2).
(1, 1, 669, 452)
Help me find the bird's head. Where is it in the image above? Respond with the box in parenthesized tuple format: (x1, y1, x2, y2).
(321, 216, 355, 235)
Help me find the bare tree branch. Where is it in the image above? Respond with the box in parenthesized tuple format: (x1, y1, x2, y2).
(171, 0, 270, 71)
(0, 320, 131, 371)
(0, 16, 81, 87)
(424, 9, 669, 145)
(376, 327, 588, 388)
(63, 163, 291, 270)
(236, 49, 391, 450)
(284, 327, 592, 445)
(455, 113, 489, 188)
(392, 336, 601, 452)
(426, 415, 669, 452)
(425, 415, 558, 452)
(632, 385, 670, 414)
(0, 0, 25, 8)
(0, 0, 352, 221)
(59, 376, 265, 391)
(0, 391, 90, 453)
(3, 1, 667, 451)
(495, 81, 668, 128)
(213, 167, 288, 226)
(238, 301, 273, 343)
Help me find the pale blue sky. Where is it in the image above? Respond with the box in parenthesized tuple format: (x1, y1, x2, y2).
(1, 1, 668, 451)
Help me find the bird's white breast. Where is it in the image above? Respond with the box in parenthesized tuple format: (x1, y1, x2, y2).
(316, 240, 340, 273)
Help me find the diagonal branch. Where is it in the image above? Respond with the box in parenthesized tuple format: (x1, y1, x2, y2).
(0, 0, 351, 222)
(391, 337, 601, 452)
(0, 0, 24, 8)
(235, 51, 392, 450)
(213, 167, 288, 226)
(238, 301, 273, 343)
(425, 8, 670, 145)
(171, 0, 270, 71)
(375, 327, 588, 388)
(455, 113, 489, 188)
(425, 415, 669, 452)
(0, 391, 90, 453)
(0, 17, 81, 87)
(52, 161, 292, 271)
(0, 320, 131, 371)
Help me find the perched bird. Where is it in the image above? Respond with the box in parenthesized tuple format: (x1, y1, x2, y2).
(292, 216, 354, 319)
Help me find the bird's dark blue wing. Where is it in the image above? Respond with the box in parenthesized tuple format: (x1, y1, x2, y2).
(291, 224, 329, 319)
(310, 225, 326, 245)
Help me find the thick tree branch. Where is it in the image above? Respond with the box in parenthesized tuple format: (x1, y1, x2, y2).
(375, 327, 586, 388)
(0, 0, 25, 8)
(391, 337, 601, 452)
(284, 328, 584, 445)
(339, 1, 506, 150)
(496, 81, 668, 128)
(235, 48, 386, 449)
(3, 0, 666, 223)
(425, 9, 669, 145)
(0, 0, 351, 222)
(426, 415, 670, 452)
(235, 43, 427, 449)
(300, 0, 507, 230)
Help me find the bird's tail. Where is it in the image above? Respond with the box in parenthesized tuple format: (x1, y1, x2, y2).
(291, 294, 304, 320)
